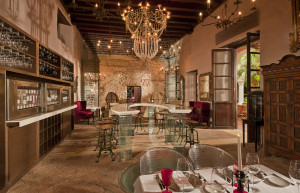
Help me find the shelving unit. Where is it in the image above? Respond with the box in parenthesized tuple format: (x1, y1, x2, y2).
(0, 18, 36, 74)
(39, 114, 62, 158)
(61, 58, 74, 82)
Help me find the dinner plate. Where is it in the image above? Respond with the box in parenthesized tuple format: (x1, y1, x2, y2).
(201, 183, 225, 193)
(264, 174, 290, 187)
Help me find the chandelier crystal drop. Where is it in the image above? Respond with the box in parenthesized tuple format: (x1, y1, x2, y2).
(122, 2, 170, 60)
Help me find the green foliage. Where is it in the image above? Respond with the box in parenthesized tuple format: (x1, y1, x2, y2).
(237, 49, 260, 87)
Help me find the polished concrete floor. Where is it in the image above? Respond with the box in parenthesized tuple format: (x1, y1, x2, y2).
(7, 122, 290, 193)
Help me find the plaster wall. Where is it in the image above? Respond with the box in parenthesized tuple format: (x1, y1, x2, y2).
(179, 0, 300, 105)
(0, 0, 83, 101)
(99, 55, 165, 107)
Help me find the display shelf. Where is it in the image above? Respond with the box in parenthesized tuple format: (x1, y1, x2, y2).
(0, 18, 37, 74)
(39, 45, 60, 67)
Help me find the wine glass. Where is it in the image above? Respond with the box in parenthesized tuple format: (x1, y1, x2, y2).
(161, 168, 173, 193)
(289, 160, 300, 193)
(176, 158, 192, 192)
(246, 153, 260, 190)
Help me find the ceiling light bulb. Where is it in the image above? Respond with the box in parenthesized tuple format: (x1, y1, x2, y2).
(118, 2, 120, 6)
(95, 3, 98, 8)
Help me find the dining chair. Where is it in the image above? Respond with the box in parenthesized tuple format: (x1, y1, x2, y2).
(139, 147, 186, 175)
(188, 144, 237, 169)
(119, 162, 140, 193)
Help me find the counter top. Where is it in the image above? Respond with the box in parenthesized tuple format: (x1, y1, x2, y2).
(110, 103, 191, 115)
(110, 104, 140, 116)
(6, 105, 77, 127)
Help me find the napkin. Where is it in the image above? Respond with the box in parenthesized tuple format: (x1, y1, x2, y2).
(173, 171, 195, 191)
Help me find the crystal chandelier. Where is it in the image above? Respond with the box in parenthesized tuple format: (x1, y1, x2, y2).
(199, 0, 257, 29)
(122, 2, 170, 60)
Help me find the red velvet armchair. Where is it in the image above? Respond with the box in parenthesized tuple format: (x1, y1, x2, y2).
(187, 101, 210, 126)
(74, 101, 94, 124)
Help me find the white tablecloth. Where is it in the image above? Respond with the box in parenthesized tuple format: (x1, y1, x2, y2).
(133, 165, 295, 193)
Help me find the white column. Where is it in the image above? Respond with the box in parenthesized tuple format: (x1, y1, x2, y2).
(238, 80, 244, 104)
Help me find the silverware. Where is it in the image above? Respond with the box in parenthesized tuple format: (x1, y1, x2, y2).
(192, 170, 206, 182)
(213, 180, 230, 193)
(215, 169, 231, 183)
(154, 174, 164, 190)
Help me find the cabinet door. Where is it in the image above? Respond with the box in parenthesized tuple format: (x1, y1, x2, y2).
(8, 123, 37, 182)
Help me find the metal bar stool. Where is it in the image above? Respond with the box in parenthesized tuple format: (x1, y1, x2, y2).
(94, 120, 115, 151)
(185, 119, 200, 147)
(95, 123, 115, 162)
(133, 107, 146, 133)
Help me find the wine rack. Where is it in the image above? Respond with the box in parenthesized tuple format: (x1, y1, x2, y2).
(0, 18, 36, 73)
(38, 45, 61, 79)
(39, 114, 62, 157)
(39, 60, 60, 79)
(62, 58, 73, 82)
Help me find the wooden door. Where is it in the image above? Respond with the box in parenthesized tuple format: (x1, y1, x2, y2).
(212, 49, 235, 128)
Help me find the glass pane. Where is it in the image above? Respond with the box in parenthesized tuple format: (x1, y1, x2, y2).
(215, 77, 232, 89)
(215, 64, 231, 76)
(215, 90, 232, 102)
(213, 51, 231, 63)
(250, 53, 260, 70)
(251, 71, 261, 87)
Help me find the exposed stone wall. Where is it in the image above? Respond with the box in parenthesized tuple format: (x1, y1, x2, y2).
(99, 55, 165, 107)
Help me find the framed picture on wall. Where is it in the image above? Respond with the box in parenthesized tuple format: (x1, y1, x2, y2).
(290, 0, 300, 52)
(199, 72, 212, 101)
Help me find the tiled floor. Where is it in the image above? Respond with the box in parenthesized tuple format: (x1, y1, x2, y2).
(7, 123, 290, 193)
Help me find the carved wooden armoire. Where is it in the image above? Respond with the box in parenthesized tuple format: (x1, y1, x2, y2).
(262, 55, 300, 159)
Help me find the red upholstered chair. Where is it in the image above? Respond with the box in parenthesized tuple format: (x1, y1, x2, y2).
(187, 101, 210, 127)
(74, 101, 94, 124)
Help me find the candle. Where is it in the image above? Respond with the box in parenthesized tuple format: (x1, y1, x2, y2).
(252, 0, 256, 9)
(199, 12, 203, 21)
(237, 133, 242, 170)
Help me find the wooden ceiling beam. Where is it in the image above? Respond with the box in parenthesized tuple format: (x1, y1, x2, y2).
(78, 26, 186, 36)
(71, 16, 197, 25)
(75, 23, 193, 31)
(66, 4, 203, 13)
(70, 11, 198, 20)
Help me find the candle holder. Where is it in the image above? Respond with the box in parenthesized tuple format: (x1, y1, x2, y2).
(233, 170, 248, 193)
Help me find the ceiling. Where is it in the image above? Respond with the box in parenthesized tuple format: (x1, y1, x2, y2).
(60, 0, 225, 55)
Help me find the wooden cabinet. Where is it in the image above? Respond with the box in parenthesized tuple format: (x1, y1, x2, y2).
(8, 123, 37, 183)
(262, 55, 300, 159)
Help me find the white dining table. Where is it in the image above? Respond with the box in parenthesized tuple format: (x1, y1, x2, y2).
(133, 165, 296, 193)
